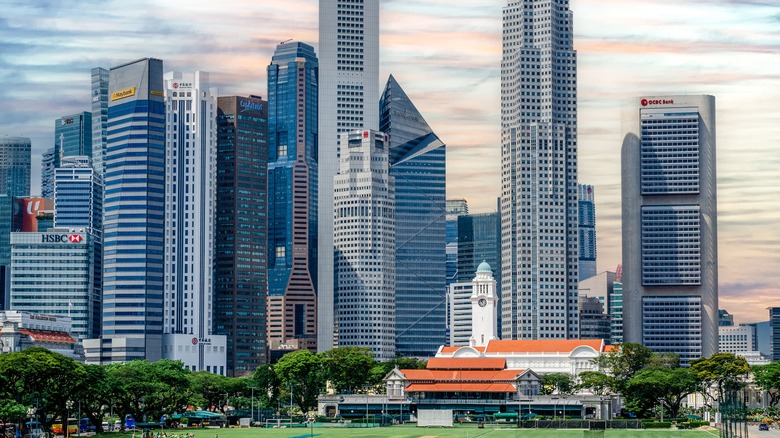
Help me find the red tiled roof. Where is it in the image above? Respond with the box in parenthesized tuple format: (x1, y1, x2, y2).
(605, 344, 619, 352)
(399, 369, 524, 382)
(427, 357, 505, 370)
(406, 383, 516, 393)
(19, 329, 76, 344)
(483, 339, 604, 354)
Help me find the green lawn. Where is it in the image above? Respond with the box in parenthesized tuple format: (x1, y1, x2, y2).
(95, 425, 720, 438)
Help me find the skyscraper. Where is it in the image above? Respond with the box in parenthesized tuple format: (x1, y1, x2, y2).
(333, 129, 395, 360)
(10, 230, 91, 341)
(160, 71, 226, 374)
(267, 42, 319, 355)
(41, 148, 55, 199)
(380, 74, 447, 357)
(318, 0, 380, 351)
(215, 95, 269, 375)
(54, 156, 102, 338)
(91, 67, 109, 178)
(622, 95, 718, 363)
(446, 199, 469, 285)
(0, 137, 31, 197)
(578, 184, 597, 281)
(769, 308, 780, 362)
(54, 112, 92, 168)
(500, 0, 579, 340)
(88, 58, 166, 363)
(457, 212, 502, 334)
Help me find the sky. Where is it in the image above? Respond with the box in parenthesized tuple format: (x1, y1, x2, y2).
(1, 0, 779, 324)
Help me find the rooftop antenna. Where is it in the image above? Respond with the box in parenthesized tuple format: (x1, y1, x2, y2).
(280, 39, 293, 45)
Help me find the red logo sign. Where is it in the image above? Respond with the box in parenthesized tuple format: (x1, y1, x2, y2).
(191, 337, 198, 345)
(68, 234, 82, 243)
(641, 98, 674, 106)
(173, 82, 179, 89)
(363, 131, 369, 138)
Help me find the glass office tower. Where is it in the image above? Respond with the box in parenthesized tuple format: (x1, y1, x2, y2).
(54, 112, 92, 168)
(0, 137, 31, 197)
(380, 74, 446, 357)
(215, 95, 269, 375)
(90, 58, 165, 363)
(267, 42, 319, 354)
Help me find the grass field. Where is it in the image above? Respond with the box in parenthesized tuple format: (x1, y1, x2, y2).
(96, 425, 720, 438)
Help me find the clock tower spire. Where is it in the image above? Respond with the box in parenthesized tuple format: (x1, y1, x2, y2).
(470, 261, 498, 347)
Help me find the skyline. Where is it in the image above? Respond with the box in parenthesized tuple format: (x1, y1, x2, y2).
(1, 0, 779, 325)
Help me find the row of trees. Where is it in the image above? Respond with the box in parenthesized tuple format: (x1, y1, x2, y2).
(538, 343, 780, 420)
(3, 344, 779, 428)
(0, 347, 423, 431)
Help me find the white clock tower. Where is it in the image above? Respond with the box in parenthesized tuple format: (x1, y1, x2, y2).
(470, 261, 498, 347)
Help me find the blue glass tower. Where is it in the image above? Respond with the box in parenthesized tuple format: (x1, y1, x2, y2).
(578, 184, 597, 281)
(54, 112, 92, 168)
(380, 75, 446, 357)
(97, 58, 165, 362)
(267, 42, 319, 352)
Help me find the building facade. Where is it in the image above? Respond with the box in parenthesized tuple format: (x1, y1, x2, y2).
(333, 130, 395, 360)
(380, 74, 447, 357)
(609, 280, 623, 344)
(215, 95, 269, 375)
(54, 112, 92, 168)
(10, 230, 91, 341)
(161, 71, 225, 374)
(578, 184, 597, 281)
(266, 42, 319, 355)
(446, 199, 469, 285)
(447, 281, 473, 347)
(54, 156, 102, 339)
(621, 95, 718, 363)
(91, 58, 166, 363)
(317, 0, 380, 352)
(770, 307, 780, 362)
(91, 67, 109, 178)
(0, 311, 79, 359)
(578, 296, 611, 341)
(0, 137, 31, 197)
(41, 148, 56, 199)
(500, 0, 579, 341)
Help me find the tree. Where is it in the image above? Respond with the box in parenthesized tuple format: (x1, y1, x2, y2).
(319, 347, 376, 394)
(251, 365, 280, 410)
(576, 371, 615, 396)
(72, 364, 120, 433)
(540, 373, 575, 395)
(590, 342, 653, 393)
(274, 350, 324, 414)
(690, 353, 749, 408)
(753, 362, 780, 407)
(108, 359, 192, 425)
(624, 367, 698, 419)
(189, 371, 231, 412)
(0, 399, 27, 425)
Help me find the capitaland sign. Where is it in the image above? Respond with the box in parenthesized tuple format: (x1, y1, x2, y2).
(111, 87, 136, 101)
(641, 98, 674, 106)
(240, 100, 263, 111)
(41, 234, 83, 243)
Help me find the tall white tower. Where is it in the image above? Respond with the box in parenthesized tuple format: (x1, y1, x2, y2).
(500, 0, 579, 340)
(333, 130, 395, 360)
(470, 261, 498, 347)
(161, 71, 226, 374)
(621, 95, 718, 364)
(318, 0, 380, 351)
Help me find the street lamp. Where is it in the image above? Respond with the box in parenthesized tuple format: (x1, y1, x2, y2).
(26, 407, 36, 438)
(66, 400, 74, 438)
(289, 383, 294, 428)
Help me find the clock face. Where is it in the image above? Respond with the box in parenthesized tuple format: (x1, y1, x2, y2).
(478, 298, 487, 308)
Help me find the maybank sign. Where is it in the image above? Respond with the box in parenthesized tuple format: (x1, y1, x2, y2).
(111, 87, 137, 101)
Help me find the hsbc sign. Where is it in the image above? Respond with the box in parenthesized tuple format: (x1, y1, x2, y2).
(41, 234, 83, 243)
